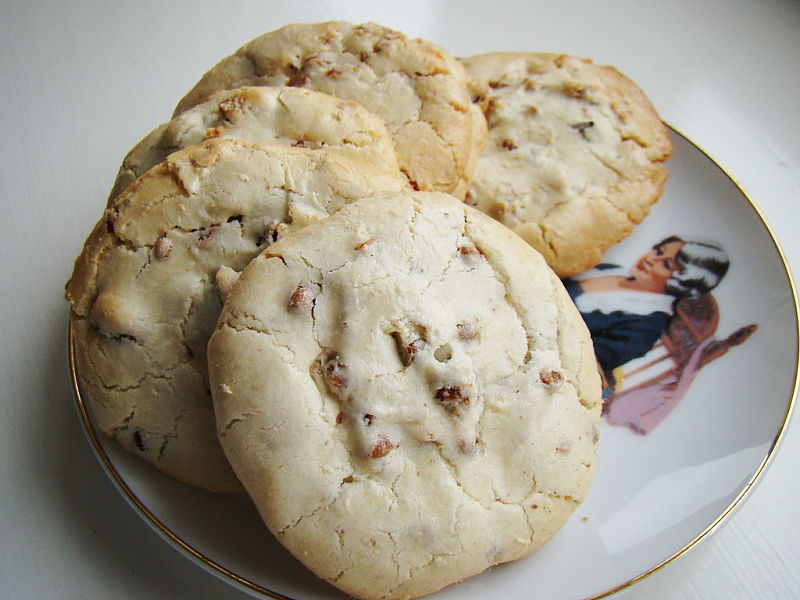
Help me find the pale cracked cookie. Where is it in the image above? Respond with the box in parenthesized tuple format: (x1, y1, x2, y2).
(108, 85, 403, 203)
(207, 192, 602, 598)
(461, 52, 673, 278)
(66, 138, 408, 493)
(173, 21, 488, 199)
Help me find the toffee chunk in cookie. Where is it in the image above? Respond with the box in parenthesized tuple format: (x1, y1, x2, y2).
(108, 85, 403, 203)
(462, 52, 673, 277)
(208, 192, 602, 598)
(173, 21, 487, 198)
(66, 138, 408, 493)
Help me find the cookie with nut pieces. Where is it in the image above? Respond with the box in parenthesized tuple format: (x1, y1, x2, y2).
(107, 85, 403, 203)
(461, 52, 673, 277)
(173, 20, 487, 199)
(66, 138, 408, 493)
(207, 191, 602, 598)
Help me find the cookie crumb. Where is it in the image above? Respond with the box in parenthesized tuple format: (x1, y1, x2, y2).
(154, 236, 173, 260)
(218, 97, 244, 120)
(261, 221, 287, 246)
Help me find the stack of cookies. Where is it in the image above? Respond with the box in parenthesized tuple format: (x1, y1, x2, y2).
(66, 20, 671, 600)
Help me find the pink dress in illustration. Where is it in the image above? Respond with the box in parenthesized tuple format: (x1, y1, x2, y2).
(563, 236, 757, 435)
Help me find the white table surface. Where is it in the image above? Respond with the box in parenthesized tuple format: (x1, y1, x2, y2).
(2, 1, 798, 598)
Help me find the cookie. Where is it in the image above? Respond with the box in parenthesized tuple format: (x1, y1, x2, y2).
(108, 85, 402, 203)
(66, 138, 408, 493)
(173, 21, 487, 199)
(207, 191, 602, 598)
(461, 52, 673, 277)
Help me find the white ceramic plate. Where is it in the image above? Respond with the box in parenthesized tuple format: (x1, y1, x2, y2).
(69, 127, 798, 600)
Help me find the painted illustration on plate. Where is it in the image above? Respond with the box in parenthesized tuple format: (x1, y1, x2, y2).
(563, 235, 757, 435)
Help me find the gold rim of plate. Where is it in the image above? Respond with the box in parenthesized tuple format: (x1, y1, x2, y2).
(67, 124, 800, 600)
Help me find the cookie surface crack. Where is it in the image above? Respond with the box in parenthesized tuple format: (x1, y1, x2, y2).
(465, 222, 532, 369)
(277, 484, 344, 535)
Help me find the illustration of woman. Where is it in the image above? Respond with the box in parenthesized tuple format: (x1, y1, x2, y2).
(563, 235, 730, 394)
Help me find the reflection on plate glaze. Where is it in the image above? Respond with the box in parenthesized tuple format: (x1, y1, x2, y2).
(597, 443, 768, 554)
(564, 234, 757, 435)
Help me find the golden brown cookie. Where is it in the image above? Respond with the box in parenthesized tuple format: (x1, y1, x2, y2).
(66, 138, 408, 492)
(173, 21, 487, 198)
(108, 85, 402, 203)
(462, 52, 673, 277)
(208, 191, 602, 597)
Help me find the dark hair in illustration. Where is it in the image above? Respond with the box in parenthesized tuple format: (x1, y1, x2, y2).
(654, 235, 730, 299)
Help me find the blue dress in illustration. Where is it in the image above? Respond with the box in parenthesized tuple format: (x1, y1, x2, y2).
(564, 236, 757, 435)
